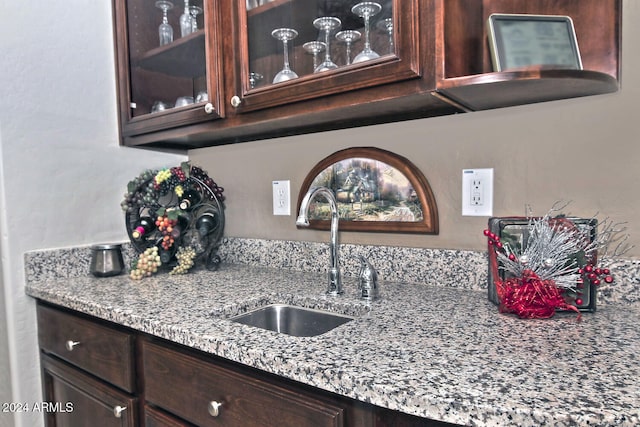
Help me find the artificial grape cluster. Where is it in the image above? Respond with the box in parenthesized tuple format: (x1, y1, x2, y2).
(130, 247, 162, 280)
(156, 215, 178, 250)
(170, 247, 197, 275)
(157, 166, 189, 198)
(171, 166, 187, 182)
(121, 169, 156, 212)
(191, 166, 225, 202)
(154, 169, 173, 194)
(174, 184, 184, 198)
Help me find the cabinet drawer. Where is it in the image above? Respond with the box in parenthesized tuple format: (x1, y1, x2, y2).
(37, 304, 135, 393)
(143, 340, 344, 427)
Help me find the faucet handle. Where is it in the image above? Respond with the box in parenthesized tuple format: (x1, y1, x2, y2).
(358, 256, 379, 300)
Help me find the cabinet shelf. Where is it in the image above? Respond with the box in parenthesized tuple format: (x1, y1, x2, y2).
(438, 69, 619, 111)
(135, 31, 206, 78)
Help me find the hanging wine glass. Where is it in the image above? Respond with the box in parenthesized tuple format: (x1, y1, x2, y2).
(271, 28, 299, 83)
(376, 18, 394, 55)
(303, 41, 326, 71)
(313, 17, 341, 73)
(189, 5, 202, 32)
(180, 0, 193, 37)
(156, 1, 174, 46)
(335, 30, 361, 65)
(352, 2, 382, 63)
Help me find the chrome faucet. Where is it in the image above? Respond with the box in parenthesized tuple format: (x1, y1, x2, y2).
(358, 255, 379, 301)
(296, 187, 342, 295)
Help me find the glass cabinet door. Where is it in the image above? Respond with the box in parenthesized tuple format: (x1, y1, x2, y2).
(113, 0, 222, 138)
(233, 0, 420, 112)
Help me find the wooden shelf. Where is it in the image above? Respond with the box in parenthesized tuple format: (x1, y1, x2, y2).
(437, 69, 619, 111)
(135, 31, 206, 78)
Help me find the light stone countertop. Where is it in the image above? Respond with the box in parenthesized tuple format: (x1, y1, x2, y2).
(25, 260, 640, 427)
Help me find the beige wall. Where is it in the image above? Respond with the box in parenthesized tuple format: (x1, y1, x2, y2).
(190, 1, 639, 258)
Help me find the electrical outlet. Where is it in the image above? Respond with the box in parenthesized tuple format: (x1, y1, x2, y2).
(272, 180, 290, 216)
(462, 169, 493, 216)
(471, 178, 484, 206)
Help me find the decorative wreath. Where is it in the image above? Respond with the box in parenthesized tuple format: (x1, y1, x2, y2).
(121, 162, 225, 279)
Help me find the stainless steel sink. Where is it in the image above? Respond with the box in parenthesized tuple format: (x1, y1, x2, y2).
(230, 304, 354, 337)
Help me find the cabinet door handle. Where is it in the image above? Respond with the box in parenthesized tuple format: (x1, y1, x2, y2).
(204, 103, 215, 114)
(208, 400, 222, 417)
(113, 405, 127, 418)
(230, 96, 242, 108)
(65, 340, 80, 351)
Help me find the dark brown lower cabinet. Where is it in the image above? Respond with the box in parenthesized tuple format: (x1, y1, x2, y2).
(143, 339, 354, 427)
(37, 302, 458, 427)
(145, 405, 195, 427)
(41, 355, 138, 427)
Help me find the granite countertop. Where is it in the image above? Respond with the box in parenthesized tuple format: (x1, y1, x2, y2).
(25, 262, 640, 427)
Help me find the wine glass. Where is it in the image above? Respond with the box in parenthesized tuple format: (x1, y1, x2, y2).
(271, 28, 299, 83)
(156, 1, 174, 46)
(335, 30, 361, 65)
(189, 5, 202, 32)
(313, 17, 341, 72)
(180, 0, 193, 37)
(303, 41, 326, 71)
(352, 2, 382, 63)
(249, 72, 263, 89)
(376, 18, 394, 55)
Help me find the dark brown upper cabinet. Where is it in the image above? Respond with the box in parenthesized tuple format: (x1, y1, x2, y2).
(111, 0, 621, 150)
(112, 0, 225, 138)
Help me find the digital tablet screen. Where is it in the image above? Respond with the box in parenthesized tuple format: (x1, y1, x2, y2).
(488, 14, 582, 72)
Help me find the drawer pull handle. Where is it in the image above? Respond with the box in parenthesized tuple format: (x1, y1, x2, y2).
(208, 400, 222, 417)
(204, 102, 215, 114)
(65, 340, 80, 351)
(113, 405, 127, 418)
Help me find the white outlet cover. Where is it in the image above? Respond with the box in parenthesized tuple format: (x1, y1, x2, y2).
(272, 180, 291, 216)
(462, 168, 494, 216)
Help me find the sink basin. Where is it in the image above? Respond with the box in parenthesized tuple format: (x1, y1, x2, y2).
(230, 304, 354, 337)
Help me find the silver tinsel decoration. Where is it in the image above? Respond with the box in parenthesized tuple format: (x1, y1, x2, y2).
(496, 202, 632, 292)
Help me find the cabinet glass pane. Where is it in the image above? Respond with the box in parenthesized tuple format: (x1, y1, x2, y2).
(245, 0, 394, 89)
(125, 0, 208, 118)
